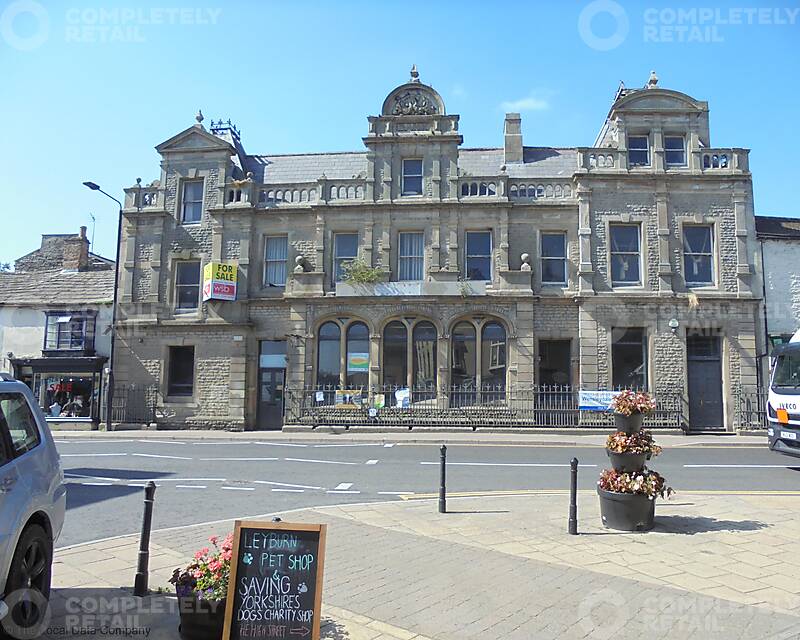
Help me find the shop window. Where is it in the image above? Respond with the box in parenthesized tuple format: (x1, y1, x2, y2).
(167, 346, 195, 397)
(34, 373, 97, 419)
(609, 224, 641, 286)
(612, 328, 647, 389)
(402, 159, 423, 196)
(481, 322, 507, 390)
(539, 340, 571, 386)
(181, 180, 204, 223)
(451, 322, 477, 388)
(45, 313, 95, 351)
(412, 322, 437, 392)
(264, 236, 288, 287)
(541, 232, 567, 285)
(316, 322, 341, 387)
(683, 225, 714, 286)
(175, 261, 201, 310)
(0, 394, 40, 454)
(334, 233, 358, 282)
(345, 322, 369, 388)
(398, 232, 424, 281)
(664, 136, 686, 166)
(466, 231, 492, 281)
(382, 321, 408, 387)
(628, 135, 650, 166)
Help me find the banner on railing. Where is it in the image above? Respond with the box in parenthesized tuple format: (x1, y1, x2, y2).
(335, 389, 364, 408)
(578, 390, 620, 411)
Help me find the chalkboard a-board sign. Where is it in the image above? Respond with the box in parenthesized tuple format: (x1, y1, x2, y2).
(222, 521, 327, 640)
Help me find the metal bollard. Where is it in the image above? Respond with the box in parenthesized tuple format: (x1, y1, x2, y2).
(568, 458, 578, 535)
(133, 481, 157, 596)
(438, 444, 447, 514)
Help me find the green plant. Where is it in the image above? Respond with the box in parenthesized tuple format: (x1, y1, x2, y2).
(169, 533, 233, 601)
(598, 468, 673, 498)
(342, 258, 383, 284)
(606, 430, 662, 455)
(611, 390, 657, 416)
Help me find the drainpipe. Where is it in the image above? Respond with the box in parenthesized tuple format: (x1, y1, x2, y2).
(758, 238, 770, 391)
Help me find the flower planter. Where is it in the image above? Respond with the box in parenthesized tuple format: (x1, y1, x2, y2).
(606, 450, 647, 473)
(597, 487, 655, 532)
(178, 597, 226, 640)
(614, 412, 643, 434)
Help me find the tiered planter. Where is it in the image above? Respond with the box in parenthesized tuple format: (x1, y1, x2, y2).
(598, 411, 660, 532)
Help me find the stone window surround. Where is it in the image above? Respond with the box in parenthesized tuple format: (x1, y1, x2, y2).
(536, 337, 575, 386)
(678, 217, 720, 290)
(537, 229, 570, 288)
(263, 234, 289, 288)
(605, 218, 649, 291)
(400, 157, 424, 197)
(168, 250, 203, 317)
(464, 229, 494, 282)
(396, 229, 426, 282)
(178, 173, 206, 225)
(627, 133, 651, 167)
(663, 134, 688, 167)
(608, 325, 651, 391)
(331, 230, 361, 285)
(162, 342, 198, 405)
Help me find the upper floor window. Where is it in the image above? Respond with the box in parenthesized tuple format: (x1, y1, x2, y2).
(683, 225, 714, 286)
(334, 233, 358, 282)
(402, 159, 423, 196)
(609, 224, 641, 287)
(45, 312, 95, 351)
(167, 345, 195, 397)
(398, 232, 424, 281)
(264, 236, 288, 287)
(181, 180, 204, 223)
(175, 261, 201, 310)
(466, 231, 492, 281)
(664, 136, 686, 166)
(541, 232, 567, 285)
(628, 136, 650, 167)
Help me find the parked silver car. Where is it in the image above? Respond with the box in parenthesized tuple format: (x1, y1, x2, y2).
(0, 374, 66, 638)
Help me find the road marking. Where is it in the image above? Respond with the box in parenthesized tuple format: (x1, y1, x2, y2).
(271, 488, 305, 493)
(252, 442, 308, 448)
(131, 453, 193, 460)
(334, 482, 353, 490)
(221, 486, 255, 492)
(56, 440, 136, 444)
(199, 457, 279, 461)
(191, 442, 254, 446)
(61, 453, 127, 457)
(326, 490, 361, 494)
(176, 485, 207, 489)
(419, 461, 598, 468)
(365, 459, 379, 465)
(383, 443, 395, 448)
(127, 483, 147, 488)
(683, 464, 800, 469)
(313, 443, 381, 448)
(139, 439, 185, 445)
(378, 491, 415, 495)
(284, 457, 358, 466)
(252, 480, 323, 490)
(78, 482, 113, 486)
(65, 473, 120, 482)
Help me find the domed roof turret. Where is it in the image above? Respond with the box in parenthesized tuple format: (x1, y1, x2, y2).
(380, 65, 446, 117)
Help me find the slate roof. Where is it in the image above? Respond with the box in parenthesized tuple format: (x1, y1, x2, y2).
(0, 269, 115, 306)
(755, 216, 800, 239)
(245, 147, 578, 184)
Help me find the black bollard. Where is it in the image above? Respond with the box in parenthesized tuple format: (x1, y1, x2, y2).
(438, 444, 447, 514)
(133, 481, 156, 596)
(568, 458, 578, 535)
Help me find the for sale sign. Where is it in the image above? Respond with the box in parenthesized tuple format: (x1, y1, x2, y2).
(203, 262, 238, 301)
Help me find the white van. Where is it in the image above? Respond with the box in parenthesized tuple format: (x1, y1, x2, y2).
(767, 330, 800, 456)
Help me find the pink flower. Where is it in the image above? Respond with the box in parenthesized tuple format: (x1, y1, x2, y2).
(209, 535, 219, 546)
(208, 560, 221, 572)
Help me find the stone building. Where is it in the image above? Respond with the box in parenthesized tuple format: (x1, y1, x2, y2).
(0, 227, 114, 424)
(115, 69, 762, 432)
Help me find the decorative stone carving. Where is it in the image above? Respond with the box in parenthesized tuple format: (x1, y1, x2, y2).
(294, 255, 307, 273)
(520, 253, 532, 271)
(391, 90, 438, 116)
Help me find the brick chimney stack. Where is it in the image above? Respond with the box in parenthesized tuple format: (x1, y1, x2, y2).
(504, 113, 523, 164)
(62, 226, 90, 271)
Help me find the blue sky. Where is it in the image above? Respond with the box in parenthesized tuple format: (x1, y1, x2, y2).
(1, 0, 798, 263)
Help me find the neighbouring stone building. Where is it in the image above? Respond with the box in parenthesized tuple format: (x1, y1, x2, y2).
(115, 69, 763, 432)
(0, 227, 114, 424)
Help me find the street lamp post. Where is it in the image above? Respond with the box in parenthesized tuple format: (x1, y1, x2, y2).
(83, 181, 123, 431)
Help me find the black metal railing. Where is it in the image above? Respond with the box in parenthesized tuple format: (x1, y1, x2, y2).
(285, 385, 683, 429)
(734, 386, 769, 430)
(101, 384, 158, 425)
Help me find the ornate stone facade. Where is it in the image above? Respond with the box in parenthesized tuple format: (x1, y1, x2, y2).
(114, 69, 763, 431)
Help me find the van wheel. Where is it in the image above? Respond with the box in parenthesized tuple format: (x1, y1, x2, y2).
(2, 525, 52, 638)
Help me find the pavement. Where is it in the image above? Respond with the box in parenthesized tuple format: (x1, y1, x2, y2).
(43, 491, 800, 639)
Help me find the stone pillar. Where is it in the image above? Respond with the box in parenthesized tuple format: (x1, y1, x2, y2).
(121, 218, 136, 304)
(369, 332, 381, 390)
(578, 303, 600, 389)
(498, 208, 509, 271)
(430, 209, 440, 273)
(148, 218, 163, 303)
(314, 213, 325, 274)
(652, 127, 664, 173)
(656, 187, 673, 293)
(577, 185, 594, 293)
(733, 189, 752, 295)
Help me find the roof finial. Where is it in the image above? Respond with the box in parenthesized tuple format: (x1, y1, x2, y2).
(647, 70, 658, 88)
(195, 109, 204, 124)
(410, 64, 420, 83)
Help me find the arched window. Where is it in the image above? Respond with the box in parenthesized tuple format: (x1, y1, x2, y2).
(346, 322, 369, 388)
(451, 322, 477, 388)
(317, 322, 341, 387)
(481, 322, 507, 390)
(412, 322, 437, 394)
(382, 321, 407, 388)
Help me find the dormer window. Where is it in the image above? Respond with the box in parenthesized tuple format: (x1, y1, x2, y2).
(44, 312, 96, 352)
(664, 136, 686, 166)
(402, 159, 423, 196)
(627, 136, 650, 167)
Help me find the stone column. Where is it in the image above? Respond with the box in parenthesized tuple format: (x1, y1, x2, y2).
(577, 185, 594, 293)
(498, 208, 510, 271)
(733, 189, 752, 295)
(656, 186, 673, 293)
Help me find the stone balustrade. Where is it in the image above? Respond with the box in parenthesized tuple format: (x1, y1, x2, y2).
(577, 148, 621, 171)
(257, 183, 319, 206)
(459, 178, 502, 198)
(700, 148, 749, 173)
(508, 181, 574, 200)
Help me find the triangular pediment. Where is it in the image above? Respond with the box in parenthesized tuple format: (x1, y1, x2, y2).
(156, 125, 235, 155)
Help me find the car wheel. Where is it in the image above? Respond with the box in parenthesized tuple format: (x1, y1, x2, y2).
(1, 525, 52, 640)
